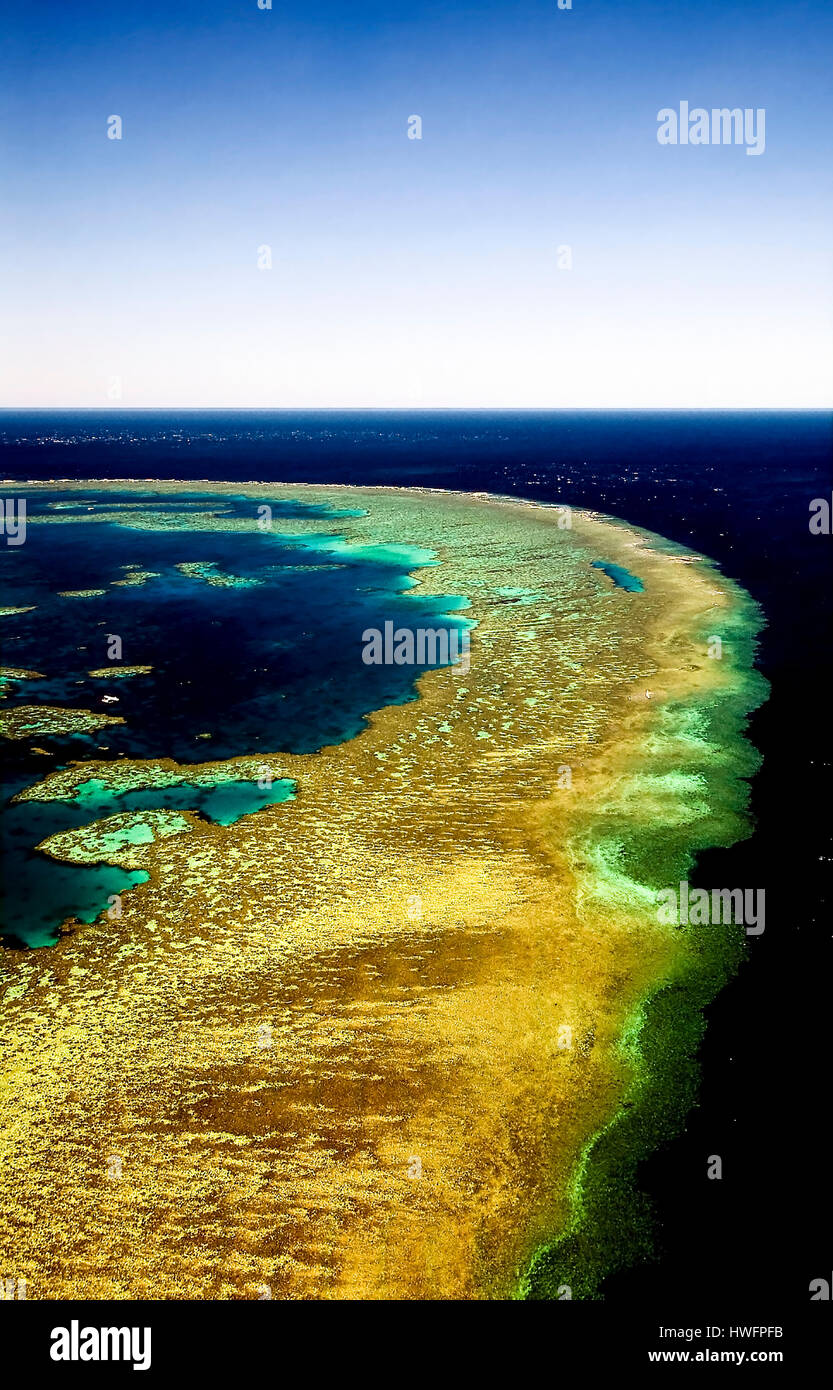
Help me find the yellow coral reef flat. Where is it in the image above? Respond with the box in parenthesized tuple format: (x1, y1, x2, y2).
(0, 484, 764, 1300)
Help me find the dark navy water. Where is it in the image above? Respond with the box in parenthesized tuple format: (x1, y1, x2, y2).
(1, 409, 831, 1305)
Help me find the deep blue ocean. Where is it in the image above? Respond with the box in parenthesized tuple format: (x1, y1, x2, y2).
(1, 409, 830, 1304)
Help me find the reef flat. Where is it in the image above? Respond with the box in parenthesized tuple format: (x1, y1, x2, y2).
(0, 667, 45, 697)
(0, 482, 766, 1300)
(0, 704, 125, 739)
(111, 568, 161, 587)
(87, 666, 153, 680)
(174, 561, 261, 588)
(57, 589, 108, 599)
(36, 809, 196, 869)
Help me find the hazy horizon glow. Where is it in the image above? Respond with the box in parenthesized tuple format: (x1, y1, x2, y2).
(2, 0, 831, 408)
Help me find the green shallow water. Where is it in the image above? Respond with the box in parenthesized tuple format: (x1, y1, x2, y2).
(521, 586, 769, 1301)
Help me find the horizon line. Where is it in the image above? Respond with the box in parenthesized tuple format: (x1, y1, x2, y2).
(1, 405, 831, 415)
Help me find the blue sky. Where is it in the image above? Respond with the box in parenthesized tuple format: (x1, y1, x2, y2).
(1, 0, 831, 406)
